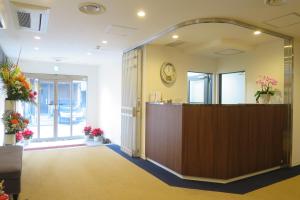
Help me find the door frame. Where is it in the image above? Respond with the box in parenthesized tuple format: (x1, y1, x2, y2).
(25, 73, 88, 142)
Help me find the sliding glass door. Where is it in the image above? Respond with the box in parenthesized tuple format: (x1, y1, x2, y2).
(18, 74, 87, 141)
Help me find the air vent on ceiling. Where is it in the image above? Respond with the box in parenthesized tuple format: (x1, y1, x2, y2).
(11, 1, 50, 33)
(105, 25, 137, 37)
(165, 40, 186, 47)
(264, 12, 300, 28)
(79, 2, 106, 15)
(214, 49, 244, 56)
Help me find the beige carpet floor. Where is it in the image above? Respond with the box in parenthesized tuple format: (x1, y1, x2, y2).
(20, 146, 300, 200)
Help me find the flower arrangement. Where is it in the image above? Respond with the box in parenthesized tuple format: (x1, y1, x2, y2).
(255, 75, 278, 103)
(21, 129, 34, 140)
(83, 126, 92, 135)
(91, 128, 104, 137)
(0, 61, 37, 103)
(15, 132, 24, 143)
(2, 111, 29, 135)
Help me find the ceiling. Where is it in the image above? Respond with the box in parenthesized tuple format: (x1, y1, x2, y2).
(151, 23, 282, 57)
(0, 0, 299, 65)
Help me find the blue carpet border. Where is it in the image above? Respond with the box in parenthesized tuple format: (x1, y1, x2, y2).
(107, 144, 300, 194)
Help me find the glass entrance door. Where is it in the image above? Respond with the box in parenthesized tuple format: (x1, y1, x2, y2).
(39, 80, 55, 139)
(19, 75, 87, 141)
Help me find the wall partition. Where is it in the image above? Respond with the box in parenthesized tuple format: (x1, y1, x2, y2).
(18, 73, 87, 141)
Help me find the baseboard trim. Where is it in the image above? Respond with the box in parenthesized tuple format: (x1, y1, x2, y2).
(292, 161, 300, 167)
(147, 158, 281, 184)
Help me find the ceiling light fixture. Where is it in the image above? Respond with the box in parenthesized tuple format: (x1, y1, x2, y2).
(34, 36, 41, 40)
(172, 34, 179, 39)
(102, 40, 108, 44)
(137, 10, 146, 17)
(254, 30, 262, 35)
(79, 2, 106, 15)
(265, 0, 287, 6)
(34, 47, 39, 50)
(87, 52, 92, 56)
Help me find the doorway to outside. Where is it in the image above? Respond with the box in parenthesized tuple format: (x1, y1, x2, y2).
(18, 74, 87, 142)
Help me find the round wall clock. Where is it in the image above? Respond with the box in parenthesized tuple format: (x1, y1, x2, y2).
(160, 62, 176, 86)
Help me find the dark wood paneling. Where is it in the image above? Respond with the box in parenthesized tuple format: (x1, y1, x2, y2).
(146, 103, 183, 173)
(146, 103, 288, 180)
(182, 104, 287, 179)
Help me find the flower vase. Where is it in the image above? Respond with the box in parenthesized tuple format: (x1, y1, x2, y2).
(4, 134, 16, 145)
(259, 94, 271, 104)
(23, 139, 31, 146)
(94, 135, 104, 143)
(5, 99, 17, 112)
(85, 135, 90, 142)
(94, 136, 100, 142)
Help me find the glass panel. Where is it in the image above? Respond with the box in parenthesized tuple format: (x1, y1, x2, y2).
(72, 80, 87, 136)
(189, 79, 205, 103)
(188, 72, 212, 104)
(57, 82, 71, 137)
(221, 72, 246, 104)
(39, 80, 55, 138)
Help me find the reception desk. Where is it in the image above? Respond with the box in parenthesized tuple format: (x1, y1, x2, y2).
(146, 103, 288, 183)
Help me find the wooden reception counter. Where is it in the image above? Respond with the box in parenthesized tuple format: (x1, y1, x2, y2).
(146, 103, 288, 183)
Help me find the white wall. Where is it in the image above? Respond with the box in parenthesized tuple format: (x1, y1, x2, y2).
(17, 59, 100, 128)
(292, 39, 300, 166)
(217, 40, 284, 103)
(97, 56, 122, 145)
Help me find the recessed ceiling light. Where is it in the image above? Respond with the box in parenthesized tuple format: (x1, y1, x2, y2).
(34, 47, 39, 50)
(34, 36, 41, 40)
(172, 34, 179, 39)
(102, 40, 108, 44)
(87, 52, 92, 56)
(53, 66, 59, 72)
(137, 10, 146, 17)
(254, 30, 262, 35)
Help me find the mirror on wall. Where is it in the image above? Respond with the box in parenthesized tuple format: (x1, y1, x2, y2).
(144, 22, 285, 105)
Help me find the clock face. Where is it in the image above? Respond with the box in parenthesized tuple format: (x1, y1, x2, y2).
(160, 62, 176, 85)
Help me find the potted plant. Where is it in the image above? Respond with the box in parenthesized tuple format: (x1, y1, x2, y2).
(91, 128, 104, 143)
(1, 60, 37, 145)
(2, 111, 29, 145)
(255, 75, 278, 104)
(21, 129, 34, 146)
(83, 126, 92, 141)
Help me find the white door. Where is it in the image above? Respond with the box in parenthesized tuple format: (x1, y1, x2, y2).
(121, 48, 143, 157)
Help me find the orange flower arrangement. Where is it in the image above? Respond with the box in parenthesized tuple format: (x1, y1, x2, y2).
(10, 119, 19, 124)
(3, 111, 29, 135)
(0, 61, 37, 102)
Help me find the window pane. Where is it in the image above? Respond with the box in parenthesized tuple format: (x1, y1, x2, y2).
(188, 72, 212, 104)
(190, 79, 205, 103)
(221, 72, 245, 104)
